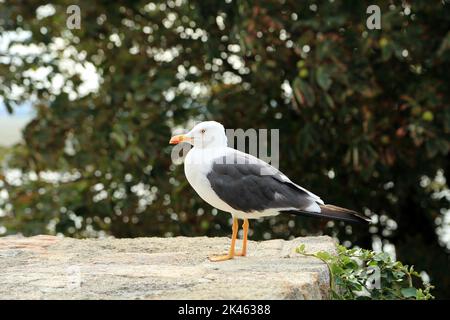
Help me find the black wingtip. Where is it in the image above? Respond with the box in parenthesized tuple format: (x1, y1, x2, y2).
(282, 204, 371, 224)
(318, 204, 371, 224)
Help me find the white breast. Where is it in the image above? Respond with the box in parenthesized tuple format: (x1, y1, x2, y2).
(184, 147, 237, 214)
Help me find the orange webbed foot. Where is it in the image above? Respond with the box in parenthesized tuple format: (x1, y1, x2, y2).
(235, 251, 246, 257)
(208, 254, 234, 262)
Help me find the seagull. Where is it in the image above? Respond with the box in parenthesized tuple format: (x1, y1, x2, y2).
(169, 121, 370, 262)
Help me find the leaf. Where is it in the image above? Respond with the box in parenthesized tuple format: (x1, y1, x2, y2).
(324, 93, 335, 108)
(381, 44, 394, 61)
(296, 244, 306, 253)
(401, 287, 417, 298)
(110, 132, 126, 149)
(437, 31, 450, 56)
(4, 100, 13, 114)
(293, 77, 316, 107)
(316, 66, 333, 90)
(316, 251, 333, 261)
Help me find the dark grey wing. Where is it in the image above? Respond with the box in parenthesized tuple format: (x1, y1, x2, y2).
(206, 152, 317, 213)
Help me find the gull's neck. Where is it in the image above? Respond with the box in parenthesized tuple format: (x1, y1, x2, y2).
(188, 144, 228, 165)
(195, 135, 228, 150)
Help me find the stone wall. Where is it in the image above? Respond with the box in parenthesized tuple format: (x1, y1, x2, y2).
(0, 235, 336, 299)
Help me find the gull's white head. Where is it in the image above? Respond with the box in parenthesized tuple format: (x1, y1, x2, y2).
(169, 121, 227, 149)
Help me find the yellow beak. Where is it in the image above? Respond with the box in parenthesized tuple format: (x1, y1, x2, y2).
(169, 134, 191, 144)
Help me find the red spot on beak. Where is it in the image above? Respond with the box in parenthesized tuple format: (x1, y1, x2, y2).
(169, 134, 188, 144)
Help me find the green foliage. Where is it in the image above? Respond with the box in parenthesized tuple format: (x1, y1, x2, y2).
(0, 146, 11, 163)
(297, 244, 434, 300)
(0, 1, 449, 297)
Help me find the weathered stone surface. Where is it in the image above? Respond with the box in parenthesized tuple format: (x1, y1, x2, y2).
(0, 235, 336, 300)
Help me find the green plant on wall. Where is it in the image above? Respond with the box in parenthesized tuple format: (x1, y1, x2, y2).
(297, 244, 434, 300)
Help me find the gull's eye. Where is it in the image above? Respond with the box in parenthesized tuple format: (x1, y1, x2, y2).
(201, 129, 206, 134)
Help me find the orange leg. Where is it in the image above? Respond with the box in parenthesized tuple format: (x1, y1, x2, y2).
(236, 219, 249, 257)
(209, 218, 238, 262)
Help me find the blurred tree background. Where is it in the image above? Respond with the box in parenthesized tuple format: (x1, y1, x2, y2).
(0, 1, 449, 297)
